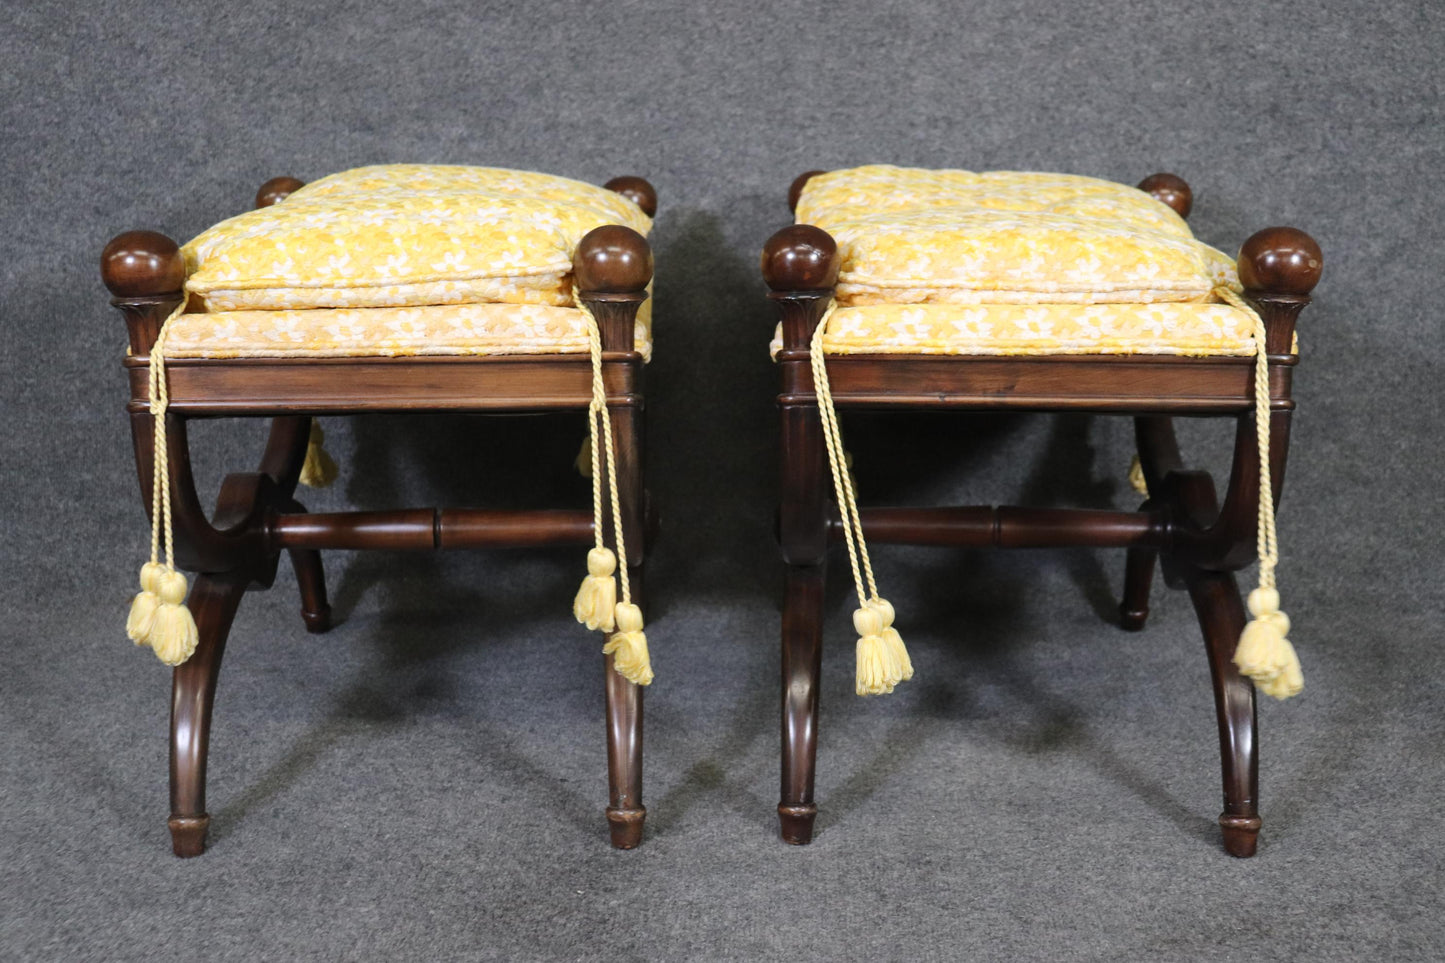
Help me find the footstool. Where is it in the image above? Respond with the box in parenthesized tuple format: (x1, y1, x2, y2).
(764, 165, 1322, 856)
(103, 164, 659, 855)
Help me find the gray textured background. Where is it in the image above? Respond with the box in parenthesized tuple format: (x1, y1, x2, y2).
(2, 1, 1442, 960)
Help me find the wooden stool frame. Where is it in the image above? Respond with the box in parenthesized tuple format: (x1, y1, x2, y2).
(763, 171, 1323, 857)
(102, 174, 659, 856)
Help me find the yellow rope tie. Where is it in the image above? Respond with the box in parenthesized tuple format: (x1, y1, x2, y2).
(810, 301, 912, 695)
(125, 293, 200, 666)
(572, 291, 652, 685)
(1214, 286, 1302, 700)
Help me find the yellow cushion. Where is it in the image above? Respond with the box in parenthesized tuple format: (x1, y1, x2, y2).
(807, 302, 1256, 357)
(164, 302, 653, 361)
(181, 165, 652, 312)
(796, 166, 1237, 306)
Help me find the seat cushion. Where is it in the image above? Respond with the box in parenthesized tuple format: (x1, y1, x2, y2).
(163, 301, 653, 361)
(796, 166, 1237, 306)
(809, 302, 1256, 356)
(181, 165, 652, 312)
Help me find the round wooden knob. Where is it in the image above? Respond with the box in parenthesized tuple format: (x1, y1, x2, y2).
(1238, 227, 1323, 295)
(255, 176, 305, 209)
(788, 170, 826, 213)
(101, 230, 185, 297)
(604, 176, 657, 217)
(573, 225, 653, 293)
(762, 224, 839, 291)
(1137, 173, 1193, 219)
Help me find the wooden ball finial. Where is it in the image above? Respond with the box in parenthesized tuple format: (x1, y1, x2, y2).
(101, 230, 185, 298)
(573, 225, 653, 293)
(255, 176, 305, 209)
(1238, 227, 1323, 296)
(788, 170, 826, 214)
(1138, 173, 1193, 219)
(762, 224, 839, 292)
(604, 176, 658, 217)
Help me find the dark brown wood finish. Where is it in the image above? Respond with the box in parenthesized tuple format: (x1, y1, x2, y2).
(108, 174, 655, 856)
(604, 175, 658, 218)
(767, 172, 1321, 857)
(1138, 172, 1194, 219)
(254, 176, 305, 209)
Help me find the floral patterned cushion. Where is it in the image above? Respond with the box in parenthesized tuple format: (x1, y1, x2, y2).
(796, 166, 1238, 306)
(181, 165, 652, 312)
(164, 301, 653, 361)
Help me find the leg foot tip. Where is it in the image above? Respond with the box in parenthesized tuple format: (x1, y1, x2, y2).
(606, 807, 645, 849)
(1219, 813, 1261, 857)
(1118, 606, 1148, 631)
(302, 604, 333, 634)
(168, 814, 210, 857)
(778, 804, 817, 845)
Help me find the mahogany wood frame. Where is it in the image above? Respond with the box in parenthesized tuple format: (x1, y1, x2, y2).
(764, 171, 1323, 858)
(102, 174, 659, 856)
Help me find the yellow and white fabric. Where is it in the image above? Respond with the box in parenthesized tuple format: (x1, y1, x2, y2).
(160, 164, 653, 360)
(163, 302, 653, 360)
(792, 166, 1262, 357)
(182, 164, 650, 312)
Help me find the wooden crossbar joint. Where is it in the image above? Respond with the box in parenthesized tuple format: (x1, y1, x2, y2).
(829, 506, 1170, 550)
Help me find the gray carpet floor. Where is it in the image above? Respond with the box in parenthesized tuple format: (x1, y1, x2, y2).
(2, 1, 1442, 959)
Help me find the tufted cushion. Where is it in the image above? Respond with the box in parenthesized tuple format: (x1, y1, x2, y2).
(181, 165, 652, 312)
(797, 166, 1238, 307)
(163, 302, 653, 361)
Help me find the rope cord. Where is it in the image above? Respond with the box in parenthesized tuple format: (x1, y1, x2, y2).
(578, 292, 632, 603)
(147, 292, 190, 573)
(809, 301, 878, 608)
(1214, 286, 1279, 589)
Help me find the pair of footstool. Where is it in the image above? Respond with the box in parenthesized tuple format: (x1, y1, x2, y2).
(103, 163, 1321, 858)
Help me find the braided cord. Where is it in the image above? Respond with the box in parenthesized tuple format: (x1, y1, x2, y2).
(146, 293, 190, 572)
(1216, 286, 1279, 588)
(809, 301, 877, 607)
(578, 293, 632, 603)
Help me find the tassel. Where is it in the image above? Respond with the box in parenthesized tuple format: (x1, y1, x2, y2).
(1128, 455, 1149, 496)
(575, 434, 593, 478)
(1233, 586, 1303, 700)
(126, 561, 166, 643)
(869, 597, 913, 683)
(299, 421, 338, 488)
(140, 569, 199, 667)
(603, 602, 653, 685)
(854, 606, 901, 696)
(573, 547, 618, 632)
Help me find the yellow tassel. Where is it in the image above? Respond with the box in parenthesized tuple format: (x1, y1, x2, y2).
(141, 569, 199, 667)
(575, 434, 593, 478)
(573, 547, 618, 632)
(1128, 455, 1149, 496)
(126, 561, 166, 643)
(1233, 586, 1303, 700)
(869, 597, 913, 683)
(854, 606, 901, 696)
(299, 422, 338, 488)
(603, 602, 653, 685)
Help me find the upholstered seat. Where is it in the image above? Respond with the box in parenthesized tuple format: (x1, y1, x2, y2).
(788, 165, 1264, 359)
(160, 164, 655, 360)
(183, 164, 652, 311)
(163, 303, 653, 359)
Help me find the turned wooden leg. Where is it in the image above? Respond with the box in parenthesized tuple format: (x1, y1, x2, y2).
(288, 548, 332, 633)
(604, 640, 645, 850)
(602, 393, 647, 849)
(1185, 568, 1260, 857)
(1119, 543, 1157, 631)
(779, 564, 825, 844)
(169, 572, 249, 857)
